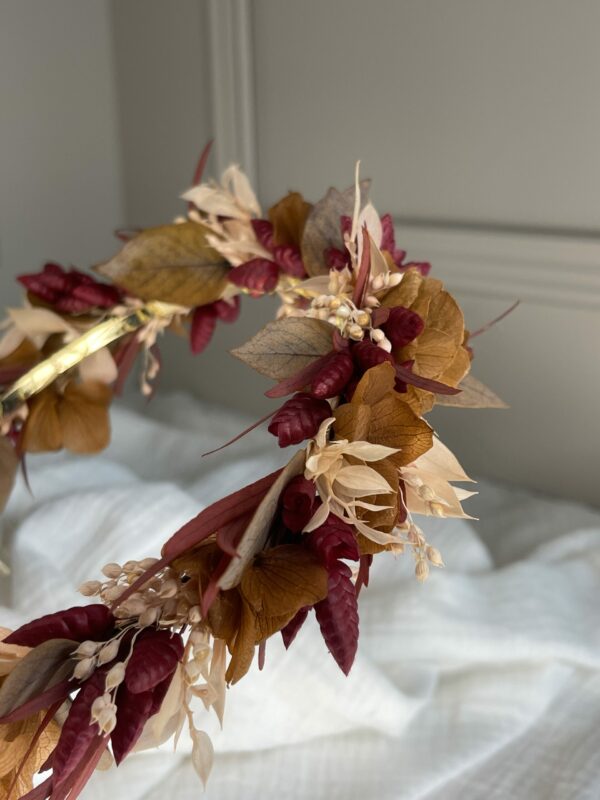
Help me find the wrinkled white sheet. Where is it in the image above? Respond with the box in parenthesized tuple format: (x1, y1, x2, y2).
(2, 394, 600, 800)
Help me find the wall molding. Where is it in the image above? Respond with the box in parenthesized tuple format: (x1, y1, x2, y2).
(207, 0, 257, 187)
(396, 222, 600, 310)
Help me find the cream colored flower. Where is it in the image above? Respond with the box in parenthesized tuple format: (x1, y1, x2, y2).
(402, 437, 477, 519)
(182, 164, 261, 221)
(304, 418, 403, 545)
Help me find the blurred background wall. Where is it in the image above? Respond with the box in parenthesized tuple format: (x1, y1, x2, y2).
(1, 0, 599, 504)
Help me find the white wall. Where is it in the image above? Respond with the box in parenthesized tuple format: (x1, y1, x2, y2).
(0, 0, 124, 306)
(1, 0, 599, 505)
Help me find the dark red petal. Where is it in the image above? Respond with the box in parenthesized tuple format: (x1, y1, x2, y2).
(229, 258, 280, 296)
(17, 276, 58, 304)
(324, 246, 349, 270)
(272, 245, 305, 277)
(340, 215, 352, 237)
(281, 476, 316, 533)
(111, 685, 154, 765)
(383, 306, 424, 349)
(281, 607, 310, 649)
(213, 295, 240, 323)
(4, 605, 114, 648)
(70, 283, 121, 309)
(190, 305, 217, 354)
(307, 513, 359, 567)
(310, 351, 354, 399)
(251, 219, 275, 251)
(267, 393, 331, 447)
(355, 554, 373, 596)
(314, 562, 359, 675)
(124, 631, 184, 694)
(379, 213, 396, 254)
(52, 669, 106, 786)
(352, 340, 395, 372)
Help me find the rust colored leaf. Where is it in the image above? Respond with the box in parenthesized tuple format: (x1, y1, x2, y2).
(21, 389, 62, 453)
(435, 373, 508, 408)
(96, 222, 229, 307)
(231, 316, 334, 382)
(59, 381, 112, 454)
(268, 192, 312, 248)
(218, 450, 306, 590)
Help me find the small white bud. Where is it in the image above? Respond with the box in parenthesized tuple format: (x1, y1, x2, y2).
(336, 304, 350, 319)
(102, 585, 124, 602)
(364, 295, 379, 308)
(355, 311, 370, 327)
(78, 580, 102, 597)
(348, 324, 364, 340)
(123, 560, 140, 574)
(329, 297, 341, 310)
(388, 273, 403, 287)
(429, 502, 446, 518)
(101, 563, 122, 579)
(371, 328, 385, 343)
(97, 639, 120, 666)
(371, 273, 385, 291)
(105, 662, 126, 690)
(75, 640, 99, 658)
(188, 606, 202, 625)
(426, 546, 444, 567)
(184, 660, 202, 682)
(73, 657, 96, 682)
(121, 597, 147, 616)
(96, 706, 117, 735)
(377, 336, 392, 353)
(139, 557, 159, 570)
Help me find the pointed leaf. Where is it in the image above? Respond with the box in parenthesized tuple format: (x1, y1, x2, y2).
(435, 373, 508, 408)
(190, 727, 214, 786)
(232, 317, 334, 381)
(4, 605, 114, 648)
(111, 684, 154, 765)
(281, 607, 310, 649)
(96, 222, 229, 307)
(124, 631, 184, 694)
(0, 638, 76, 718)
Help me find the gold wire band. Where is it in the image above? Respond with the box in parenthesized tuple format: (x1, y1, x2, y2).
(0, 301, 180, 419)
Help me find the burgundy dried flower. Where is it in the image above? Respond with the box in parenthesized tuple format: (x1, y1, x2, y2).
(5, 604, 114, 647)
(267, 393, 331, 447)
(18, 262, 122, 313)
(383, 306, 424, 349)
(314, 561, 359, 675)
(272, 244, 305, 277)
(379, 214, 430, 275)
(229, 258, 279, 296)
(251, 218, 275, 250)
(112, 684, 155, 764)
(125, 630, 184, 694)
(307, 513, 359, 568)
(310, 352, 354, 399)
(352, 340, 395, 372)
(281, 475, 317, 532)
(281, 606, 310, 649)
(190, 306, 217, 354)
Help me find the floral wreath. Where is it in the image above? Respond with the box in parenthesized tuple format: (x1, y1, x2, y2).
(0, 144, 510, 798)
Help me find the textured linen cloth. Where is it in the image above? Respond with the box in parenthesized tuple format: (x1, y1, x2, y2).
(1, 394, 600, 800)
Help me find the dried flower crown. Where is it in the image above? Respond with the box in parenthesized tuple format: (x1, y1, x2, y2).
(0, 146, 509, 797)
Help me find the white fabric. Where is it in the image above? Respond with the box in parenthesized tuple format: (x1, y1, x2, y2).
(2, 394, 600, 800)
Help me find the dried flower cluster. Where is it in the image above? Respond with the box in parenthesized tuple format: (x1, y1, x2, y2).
(0, 151, 508, 798)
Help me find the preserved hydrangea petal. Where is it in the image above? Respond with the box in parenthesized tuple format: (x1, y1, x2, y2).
(4, 604, 114, 648)
(267, 393, 331, 447)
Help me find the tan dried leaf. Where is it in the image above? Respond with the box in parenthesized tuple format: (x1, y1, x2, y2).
(96, 222, 229, 306)
(21, 389, 62, 453)
(301, 180, 370, 276)
(59, 381, 112, 454)
(231, 317, 334, 381)
(268, 192, 312, 247)
(0, 638, 76, 718)
(218, 450, 306, 590)
(0, 438, 18, 514)
(435, 373, 508, 409)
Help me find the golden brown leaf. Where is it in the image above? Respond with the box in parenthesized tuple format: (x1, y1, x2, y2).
(59, 381, 112, 454)
(21, 389, 62, 453)
(231, 317, 334, 382)
(380, 267, 423, 308)
(96, 222, 229, 307)
(435, 373, 508, 409)
(268, 192, 312, 248)
(225, 600, 256, 685)
(219, 450, 306, 590)
(241, 545, 328, 620)
(0, 438, 18, 514)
